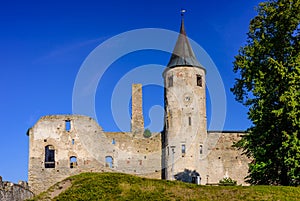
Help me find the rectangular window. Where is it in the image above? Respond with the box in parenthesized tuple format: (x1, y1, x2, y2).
(200, 145, 203, 155)
(45, 145, 55, 168)
(72, 139, 75, 145)
(197, 75, 202, 87)
(168, 76, 173, 87)
(188, 116, 191, 126)
(181, 144, 186, 154)
(65, 120, 71, 131)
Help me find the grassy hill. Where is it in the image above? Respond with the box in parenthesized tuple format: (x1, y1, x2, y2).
(29, 172, 300, 201)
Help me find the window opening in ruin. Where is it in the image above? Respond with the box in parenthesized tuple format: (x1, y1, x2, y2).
(112, 138, 116, 145)
(188, 116, 192, 126)
(200, 145, 203, 155)
(70, 156, 78, 168)
(181, 144, 186, 154)
(196, 75, 202, 87)
(45, 145, 55, 168)
(168, 76, 173, 87)
(65, 120, 71, 131)
(72, 139, 75, 145)
(105, 156, 113, 168)
(167, 146, 169, 155)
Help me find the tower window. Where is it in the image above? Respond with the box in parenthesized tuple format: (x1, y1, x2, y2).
(65, 120, 71, 131)
(45, 145, 55, 168)
(112, 138, 116, 145)
(167, 111, 172, 129)
(72, 139, 75, 145)
(188, 116, 192, 126)
(168, 76, 173, 87)
(181, 144, 186, 154)
(200, 145, 203, 155)
(196, 75, 202, 87)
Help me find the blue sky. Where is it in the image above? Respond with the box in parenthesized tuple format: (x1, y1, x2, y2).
(0, 0, 261, 182)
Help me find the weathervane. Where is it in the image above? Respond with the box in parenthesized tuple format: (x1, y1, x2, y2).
(181, 8, 186, 17)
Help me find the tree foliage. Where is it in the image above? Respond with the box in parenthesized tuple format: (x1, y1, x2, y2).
(232, 0, 300, 186)
(143, 128, 152, 138)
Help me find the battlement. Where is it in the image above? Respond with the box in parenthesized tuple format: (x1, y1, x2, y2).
(0, 176, 33, 201)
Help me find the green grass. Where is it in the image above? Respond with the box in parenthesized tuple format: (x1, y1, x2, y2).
(29, 172, 300, 201)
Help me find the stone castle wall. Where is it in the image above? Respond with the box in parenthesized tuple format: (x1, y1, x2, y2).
(0, 177, 33, 201)
(203, 131, 251, 185)
(28, 114, 250, 194)
(28, 115, 162, 194)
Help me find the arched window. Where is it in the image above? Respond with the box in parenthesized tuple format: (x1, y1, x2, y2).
(70, 156, 78, 168)
(105, 156, 113, 168)
(45, 145, 55, 168)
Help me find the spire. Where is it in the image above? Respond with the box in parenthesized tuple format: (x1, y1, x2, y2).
(167, 12, 202, 69)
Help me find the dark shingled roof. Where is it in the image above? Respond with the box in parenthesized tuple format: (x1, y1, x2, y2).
(167, 18, 203, 69)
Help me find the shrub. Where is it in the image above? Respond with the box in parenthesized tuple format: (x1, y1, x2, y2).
(219, 177, 237, 186)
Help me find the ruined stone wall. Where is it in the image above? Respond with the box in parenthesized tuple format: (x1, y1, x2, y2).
(199, 131, 251, 185)
(0, 177, 33, 201)
(103, 132, 161, 179)
(28, 115, 112, 194)
(131, 84, 144, 136)
(28, 115, 161, 194)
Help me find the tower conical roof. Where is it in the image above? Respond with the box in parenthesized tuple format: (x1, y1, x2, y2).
(167, 18, 203, 69)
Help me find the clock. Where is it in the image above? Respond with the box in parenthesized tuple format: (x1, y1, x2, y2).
(183, 93, 193, 104)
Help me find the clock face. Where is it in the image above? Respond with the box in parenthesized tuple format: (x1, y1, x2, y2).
(183, 93, 193, 104)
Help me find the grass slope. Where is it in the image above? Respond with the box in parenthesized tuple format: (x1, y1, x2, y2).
(29, 172, 300, 201)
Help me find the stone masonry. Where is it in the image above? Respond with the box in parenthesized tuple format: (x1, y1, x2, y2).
(0, 176, 33, 201)
(131, 84, 144, 136)
(28, 112, 161, 194)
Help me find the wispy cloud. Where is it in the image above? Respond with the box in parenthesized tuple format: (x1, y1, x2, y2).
(32, 37, 108, 64)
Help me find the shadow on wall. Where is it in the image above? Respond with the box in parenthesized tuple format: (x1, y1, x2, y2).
(174, 169, 201, 184)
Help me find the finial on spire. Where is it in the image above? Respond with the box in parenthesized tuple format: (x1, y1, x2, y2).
(180, 9, 186, 17)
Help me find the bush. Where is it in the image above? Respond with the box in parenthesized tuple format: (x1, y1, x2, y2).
(219, 177, 237, 186)
(143, 129, 151, 138)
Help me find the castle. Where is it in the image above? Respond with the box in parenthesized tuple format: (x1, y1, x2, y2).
(27, 17, 251, 194)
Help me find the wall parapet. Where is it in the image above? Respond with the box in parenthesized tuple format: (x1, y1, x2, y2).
(0, 176, 34, 201)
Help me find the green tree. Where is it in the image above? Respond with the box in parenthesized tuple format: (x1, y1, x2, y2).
(143, 128, 152, 138)
(232, 0, 300, 186)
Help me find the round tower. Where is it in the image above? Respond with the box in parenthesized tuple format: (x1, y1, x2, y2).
(162, 16, 207, 181)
